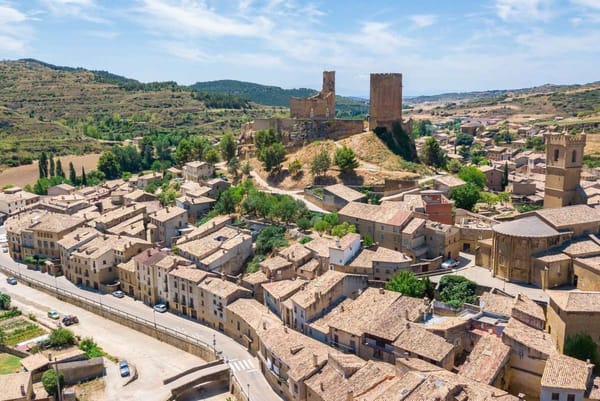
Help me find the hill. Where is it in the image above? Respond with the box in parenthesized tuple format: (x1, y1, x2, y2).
(0, 59, 278, 167)
(189, 79, 369, 117)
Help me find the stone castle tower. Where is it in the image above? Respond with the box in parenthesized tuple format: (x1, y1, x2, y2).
(289, 71, 335, 120)
(543, 131, 587, 208)
(369, 73, 403, 131)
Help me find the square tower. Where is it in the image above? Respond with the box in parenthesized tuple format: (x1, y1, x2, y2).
(369, 73, 403, 131)
(543, 131, 587, 208)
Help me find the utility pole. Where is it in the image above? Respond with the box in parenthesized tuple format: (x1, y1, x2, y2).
(48, 354, 62, 401)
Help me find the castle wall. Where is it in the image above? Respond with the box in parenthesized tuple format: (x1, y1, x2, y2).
(290, 71, 335, 120)
(370, 73, 403, 131)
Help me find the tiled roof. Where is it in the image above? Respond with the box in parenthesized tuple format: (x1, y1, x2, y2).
(502, 318, 556, 357)
(392, 323, 454, 363)
(493, 216, 559, 238)
(262, 279, 306, 300)
(323, 184, 366, 202)
(459, 334, 510, 384)
(541, 354, 592, 391)
(536, 205, 600, 229)
(547, 290, 600, 312)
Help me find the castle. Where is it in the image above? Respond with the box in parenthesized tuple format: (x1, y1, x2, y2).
(238, 71, 410, 159)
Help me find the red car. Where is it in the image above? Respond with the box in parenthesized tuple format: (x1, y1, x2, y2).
(62, 315, 79, 326)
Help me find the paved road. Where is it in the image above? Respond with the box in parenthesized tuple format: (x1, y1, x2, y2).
(250, 171, 327, 213)
(0, 252, 283, 401)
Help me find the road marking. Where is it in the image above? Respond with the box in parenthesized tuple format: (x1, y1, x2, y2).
(229, 359, 254, 372)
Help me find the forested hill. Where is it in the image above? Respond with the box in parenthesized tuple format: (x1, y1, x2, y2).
(190, 80, 369, 118)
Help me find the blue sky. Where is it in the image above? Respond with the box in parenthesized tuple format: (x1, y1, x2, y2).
(0, 0, 599, 96)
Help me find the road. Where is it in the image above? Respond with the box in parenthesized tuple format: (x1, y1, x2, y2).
(0, 252, 283, 401)
(250, 171, 327, 213)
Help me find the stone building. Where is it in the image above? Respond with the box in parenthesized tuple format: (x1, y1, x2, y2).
(290, 71, 335, 120)
(369, 73, 403, 131)
(544, 131, 587, 208)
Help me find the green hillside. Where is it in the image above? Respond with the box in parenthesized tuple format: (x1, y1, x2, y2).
(190, 80, 368, 118)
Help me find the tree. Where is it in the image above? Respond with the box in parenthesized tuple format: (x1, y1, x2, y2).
(501, 162, 509, 190)
(260, 143, 286, 172)
(297, 217, 311, 230)
(97, 151, 121, 179)
(49, 155, 55, 177)
(255, 226, 288, 255)
(55, 159, 65, 178)
(497, 191, 510, 205)
(42, 369, 64, 398)
(310, 150, 331, 177)
(69, 162, 77, 184)
(438, 275, 477, 308)
(288, 159, 302, 176)
(49, 327, 75, 347)
(455, 132, 474, 147)
(565, 333, 600, 374)
(459, 166, 486, 189)
(81, 167, 87, 186)
(362, 235, 374, 247)
(451, 183, 481, 211)
(220, 133, 237, 162)
(334, 145, 359, 172)
(203, 147, 220, 166)
(385, 271, 425, 298)
(420, 137, 446, 168)
(255, 128, 281, 150)
(447, 159, 462, 174)
(39, 152, 48, 178)
(0, 292, 10, 310)
(241, 161, 251, 176)
(331, 221, 357, 238)
(214, 190, 237, 214)
(228, 156, 239, 177)
(151, 160, 163, 172)
(479, 192, 499, 208)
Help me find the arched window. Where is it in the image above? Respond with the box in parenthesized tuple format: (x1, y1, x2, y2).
(554, 149, 559, 162)
(572, 150, 577, 163)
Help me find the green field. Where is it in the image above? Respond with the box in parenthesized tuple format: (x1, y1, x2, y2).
(0, 318, 46, 346)
(0, 353, 22, 374)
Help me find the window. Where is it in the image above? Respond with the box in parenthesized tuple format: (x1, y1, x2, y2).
(554, 149, 559, 162)
(572, 150, 577, 163)
(551, 393, 559, 400)
(568, 395, 575, 401)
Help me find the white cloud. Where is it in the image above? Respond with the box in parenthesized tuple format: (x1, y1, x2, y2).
(495, 0, 554, 21)
(571, 0, 600, 10)
(39, 0, 108, 23)
(410, 14, 437, 28)
(85, 30, 119, 39)
(0, 4, 32, 54)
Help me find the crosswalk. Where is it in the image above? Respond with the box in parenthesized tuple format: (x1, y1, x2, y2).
(228, 359, 256, 372)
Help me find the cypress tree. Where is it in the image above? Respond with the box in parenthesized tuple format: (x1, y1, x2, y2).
(69, 162, 77, 184)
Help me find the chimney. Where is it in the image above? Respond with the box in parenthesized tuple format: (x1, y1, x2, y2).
(518, 393, 526, 401)
(406, 322, 410, 329)
(340, 305, 345, 312)
(20, 385, 25, 396)
(405, 309, 409, 320)
(147, 249, 151, 256)
(336, 239, 341, 248)
(263, 321, 267, 330)
(312, 353, 318, 367)
(320, 382, 324, 392)
(379, 288, 385, 295)
(347, 390, 354, 401)
(284, 326, 288, 334)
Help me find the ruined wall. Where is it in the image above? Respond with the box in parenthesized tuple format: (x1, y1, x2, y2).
(290, 71, 336, 120)
(369, 73, 403, 131)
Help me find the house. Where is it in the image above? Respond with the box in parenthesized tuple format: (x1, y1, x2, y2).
(5, 210, 85, 262)
(479, 165, 505, 192)
(546, 290, 600, 353)
(433, 175, 466, 197)
(147, 206, 188, 247)
(278, 243, 313, 270)
(134, 248, 168, 306)
(183, 161, 214, 182)
(197, 276, 252, 331)
(166, 262, 213, 319)
(540, 354, 594, 401)
(320, 184, 366, 212)
(175, 215, 232, 245)
(260, 256, 294, 281)
(176, 225, 252, 275)
(95, 204, 145, 232)
(47, 183, 75, 197)
(337, 246, 412, 281)
(204, 177, 231, 199)
(459, 333, 510, 388)
(176, 195, 215, 224)
(488, 146, 510, 161)
(403, 190, 453, 225)
(117, 259, 137, 297)
(257, 324, 333, 401)
(39, 194, 90, 215)
(225, 298, 282, 353)
(0, 187, 39, 219)
(327, 233, 361, 266)
(136, 172, 161, 189)
(262, 279, 306, 320)
(0, 371, 33, 401)
(288, 270, 367, 333)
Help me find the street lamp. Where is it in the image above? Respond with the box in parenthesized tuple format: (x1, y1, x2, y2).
(247, 384, 250, 401)
(153, 309, 157, 330)
(54, 274, 58, 296)
(213, 333, 216, 352)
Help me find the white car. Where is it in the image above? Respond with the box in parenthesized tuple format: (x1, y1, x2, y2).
(153, 304, 167, 313)
(441, 259, 460, 269)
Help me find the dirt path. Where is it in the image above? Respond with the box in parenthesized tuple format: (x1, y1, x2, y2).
(0, 154, 101, 188)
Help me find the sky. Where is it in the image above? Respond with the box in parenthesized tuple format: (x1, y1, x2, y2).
(0, 0, 599, 96)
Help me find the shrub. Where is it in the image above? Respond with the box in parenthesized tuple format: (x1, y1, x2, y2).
(438, 275, 477, 308)
(42, 369, 64, 397)
(49, 327, 75, 347)
(79, 337, 105, 359)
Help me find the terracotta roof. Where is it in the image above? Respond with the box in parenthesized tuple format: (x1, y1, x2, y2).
(323, 184, 366, 202)
(392, 322, 454, 362)
(547, 290, 600, 312)
(512, 293, 546, 323)
(541, 354, 592, 391)
(459, 334, 510, 384)
(502, 318, 557, 357)
(339, 202, 412, 227)
(434, 175, 466, 188)
(304, 236, 337, 258)
(260, 255, 292, 272)
(366, 296, 430, 341)
(493, 216, 559, 238)
(262, 279, 306, 300)
(536, 205, 600, 229)
(298, 258, 320, 273)
(278, 243, 312, 263)
(479, 292, 514, 318)
(168, 266, 210, 283)
(290, 270, 347, 309)
(0, 372, 32, 401)
(117, 259, 136, 273)
(133, 248, 166, 265)
(226, 298, 281, 331)
(199, 277, 249, 299)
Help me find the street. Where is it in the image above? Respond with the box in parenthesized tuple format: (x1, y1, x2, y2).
(0, 251, 282, 401)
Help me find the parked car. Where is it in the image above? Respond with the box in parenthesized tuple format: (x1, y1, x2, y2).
(47, 310, 60, 320)
(153, 304, 167, 313)
(112, 290, 125, 298)
(441, 259, 460, 269)
(119, 360, 130, 377)
(6, 277, 17, 285)
(62, 315, 79, 326)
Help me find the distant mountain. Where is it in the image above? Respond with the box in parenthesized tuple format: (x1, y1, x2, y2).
(189, 80, 369, 118)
